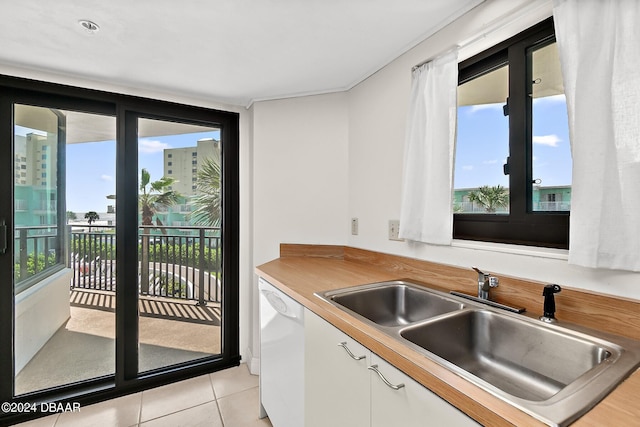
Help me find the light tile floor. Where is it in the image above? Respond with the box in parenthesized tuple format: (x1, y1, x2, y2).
(13, 364, 272, 427)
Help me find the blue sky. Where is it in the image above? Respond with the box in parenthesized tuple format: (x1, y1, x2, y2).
(65, 130, 219, 213)
(21, 97, 569, 212)
(454, 94, 572, 189)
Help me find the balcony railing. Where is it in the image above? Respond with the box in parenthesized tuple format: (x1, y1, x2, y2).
(13, 225, 221, 304)
(454, 201, 509, 213)
(15, 199, 28, 211)
(535, 201, 571, 211)
(69, 225, 221, 304)
(14, 226, 60, 290)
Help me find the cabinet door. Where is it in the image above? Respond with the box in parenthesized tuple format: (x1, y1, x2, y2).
(305, 311, 370, 427)
(370, 354, 479, 427)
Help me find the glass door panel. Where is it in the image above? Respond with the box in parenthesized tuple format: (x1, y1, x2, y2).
(137, 117, 222, 373)
(13, 104, 116, 394)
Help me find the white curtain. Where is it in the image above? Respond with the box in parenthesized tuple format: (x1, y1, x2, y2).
(398, 52, 458, 245)
(553, 0, 640, 271)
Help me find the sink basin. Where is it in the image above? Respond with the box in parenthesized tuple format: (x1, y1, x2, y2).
(317, 281, 464, 327)
(316, 280, 640, 426)
(401, 310, 612, 402)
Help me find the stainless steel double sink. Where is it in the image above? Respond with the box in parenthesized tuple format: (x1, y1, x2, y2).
(315, 281, 640, 426)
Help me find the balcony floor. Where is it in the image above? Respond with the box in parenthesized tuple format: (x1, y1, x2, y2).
(16, 290, 222, 395)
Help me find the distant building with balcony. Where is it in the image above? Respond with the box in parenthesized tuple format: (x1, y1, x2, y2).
(164, 138, 219, 196)
(453, 185, 572, 213)
(14, 132, 58, 227)
(159, 138, 220, 227)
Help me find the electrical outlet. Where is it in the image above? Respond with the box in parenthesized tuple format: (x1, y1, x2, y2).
(388, 220, 402, 241)
(351, 218, 359, 235)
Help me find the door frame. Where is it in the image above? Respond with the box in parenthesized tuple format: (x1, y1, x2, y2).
(0, 75, 240, 425)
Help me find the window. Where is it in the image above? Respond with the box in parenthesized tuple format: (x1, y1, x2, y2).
(168, 169, 172, 174)
(453, 18, 570, 249)
(167, 161, 172, 166)
(168, 153, 172, 158)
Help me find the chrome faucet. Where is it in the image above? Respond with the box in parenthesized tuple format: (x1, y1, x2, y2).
(472, 267, 499, 300)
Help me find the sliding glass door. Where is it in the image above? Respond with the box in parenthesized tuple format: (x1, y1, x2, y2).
(0, 78, 239, 425)
(135, 117, 223, 373)
(12, 104, 117, 395)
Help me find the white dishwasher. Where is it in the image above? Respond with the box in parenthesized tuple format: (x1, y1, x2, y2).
(259, 277, 304, 427)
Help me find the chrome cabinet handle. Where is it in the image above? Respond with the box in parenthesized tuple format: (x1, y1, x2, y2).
(368, 365, 405, 390)
(338, 342, 366, 360)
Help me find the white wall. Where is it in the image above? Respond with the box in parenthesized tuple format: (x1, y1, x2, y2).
(250, 93, 350, 370)
(347, 0, 640, 300)
(15, 269, 72, 374)
(252, 93, 350, 266)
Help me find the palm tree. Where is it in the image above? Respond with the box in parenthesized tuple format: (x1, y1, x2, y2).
(190, 154, 221, 227)
(84, 211, 99, 231)
(468, 185, 509, 213)
(139, 169, 180, 293)
(139, 169, 180, 226)
(67, 211, 77, 222)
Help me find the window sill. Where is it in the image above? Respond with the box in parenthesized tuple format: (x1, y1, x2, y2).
(451, 239, 569, 261)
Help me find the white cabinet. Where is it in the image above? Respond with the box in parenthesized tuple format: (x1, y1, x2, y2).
(304, 310, 370, 427)
(370, 353, 479, 427)
(305, 310, 478, 427)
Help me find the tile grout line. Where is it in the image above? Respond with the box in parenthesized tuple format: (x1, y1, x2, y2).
(209, 373, 225, 426)
(137, 392, 144, 426)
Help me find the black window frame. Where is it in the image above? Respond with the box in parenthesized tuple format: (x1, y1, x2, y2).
(453, 18, 569, 249)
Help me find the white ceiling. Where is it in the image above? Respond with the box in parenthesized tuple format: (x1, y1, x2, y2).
(0, 0, 482, 107)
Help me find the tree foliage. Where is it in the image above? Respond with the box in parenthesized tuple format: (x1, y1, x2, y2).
(84, 211, 99, 231)
(190, 154, 221, 227)
(468, 185, 509, 213)
(139, 168, 180, 226)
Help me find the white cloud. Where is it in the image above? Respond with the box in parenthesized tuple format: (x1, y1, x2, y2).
(462, 165, 474, 171)
(468, 103, 504, 113)
(139, 139, 170, 153)
(100, 174, 113, 181)
(483, 159, 498, 164)
(533, 134, 561, 147)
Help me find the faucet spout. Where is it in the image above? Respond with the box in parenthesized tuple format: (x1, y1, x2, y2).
(472, 266, 498, 300)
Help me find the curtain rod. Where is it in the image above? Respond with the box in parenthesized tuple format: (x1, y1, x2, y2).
(411, 46, 459, 72)
(412, 0, 553, 72)
(411, 28, 498, 71)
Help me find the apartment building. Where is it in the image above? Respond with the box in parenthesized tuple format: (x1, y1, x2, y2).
(164, 138, 219, 196)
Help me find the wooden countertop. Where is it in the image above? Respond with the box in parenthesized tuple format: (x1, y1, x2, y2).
(255, 244, 640, 427)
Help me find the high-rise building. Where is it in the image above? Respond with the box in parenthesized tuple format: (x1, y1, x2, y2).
(14, 132, 58, 227)
(163, 138, 219, 196)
